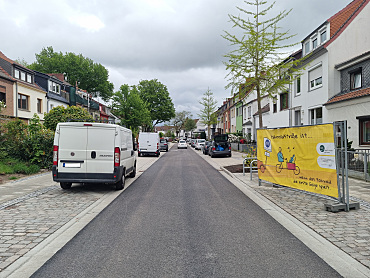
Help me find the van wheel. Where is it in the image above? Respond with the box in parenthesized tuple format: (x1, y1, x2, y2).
(129, 164, 136, 178)
(115, 175, 125, 190)
(60, 182, 72, 189)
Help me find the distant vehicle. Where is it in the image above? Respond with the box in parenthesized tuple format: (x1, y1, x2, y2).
(138, 132, 160, 157)
(195, 139, 206, 150)
(177, 140, 187, 149)
(52, 122, 136, 191)
(202, 141, 211, 155)
(191, 139, 196, 148)
(209, 134, 231, 158)
(159, 138, 168, 152)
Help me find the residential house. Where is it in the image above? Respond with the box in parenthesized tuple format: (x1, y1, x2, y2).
(0, 51, 47, 122)
(0, 65, 15, 118)
(248, 0, 370, 149)
(34, 71, 70, 113)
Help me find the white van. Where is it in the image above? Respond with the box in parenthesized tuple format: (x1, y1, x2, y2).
(52, 122, 137, 190)
(138, 132, 160, 157)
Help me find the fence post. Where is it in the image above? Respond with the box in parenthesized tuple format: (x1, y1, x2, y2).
(365, 153, 368, 182)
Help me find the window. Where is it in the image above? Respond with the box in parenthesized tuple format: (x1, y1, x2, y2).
(309, 65, 323, 90)
(37, 99, 42, 113)
(27, 74, 32, 83)
(248, 106, 251, 119)
(312, 38, 318, 49)
(320, 31, 327, 43)
(280, 92, 289, 111)
(273, 102, 277, 113)
(20, 72, 26, 81)
(350, 69, 362, 90)
(14, 69, 20, 79)
(359, 118, 370, 145)
(310, 107, 322, 124)
(244, 107, 247, 120)
(296, 77, 301, 96)
(18, 94, 28, 110)
(305, 42, 310, 54)
(0, 92, 5, 104)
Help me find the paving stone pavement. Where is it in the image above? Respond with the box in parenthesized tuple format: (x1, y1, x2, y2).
(0, 151, 161, 276)
(192, 147, 370, 272)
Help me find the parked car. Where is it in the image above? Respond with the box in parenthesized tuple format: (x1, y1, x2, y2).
(202, 141, 211, 155)
(138, 132, 160, 157)
(194, 139, 206, 150)
(159, 138, 168, 152)
(191, 139, 196, 148)
(208, 134, 231, 158)
(52, 122, 137, 191)
(177, 139, 187, 149)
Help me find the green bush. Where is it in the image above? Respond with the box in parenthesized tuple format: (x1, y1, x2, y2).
(43, 105, 93, 131)
(13, 162, 28, 174)
(1, 114, 54, 169)
(0, 163, 14, 174)
(25, 164, 40, 175)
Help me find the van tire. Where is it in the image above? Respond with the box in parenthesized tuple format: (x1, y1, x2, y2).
(60, 182, 72, 190)
(128, 164, 136, 178)
(115, 175, 125, 190)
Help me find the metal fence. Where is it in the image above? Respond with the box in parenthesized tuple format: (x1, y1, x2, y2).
(338, 149, 370, 182)
(230, 143, 257, 155)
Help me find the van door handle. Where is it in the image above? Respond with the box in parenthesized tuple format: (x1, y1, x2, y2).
(91, 151, 96, 159)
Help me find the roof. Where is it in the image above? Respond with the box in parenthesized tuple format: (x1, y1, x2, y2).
(325, 0, 369, 47)
(0, 66, 14, 81)
(253, 103, 270, 116)
(324, 87, 370, 105)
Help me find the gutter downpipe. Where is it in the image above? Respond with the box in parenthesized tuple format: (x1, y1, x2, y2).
(15, 81, 18, 118)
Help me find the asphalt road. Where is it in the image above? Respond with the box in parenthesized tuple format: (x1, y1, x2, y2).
(32, 146, 340, 278)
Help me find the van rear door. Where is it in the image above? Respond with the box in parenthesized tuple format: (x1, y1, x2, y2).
(58, 126, 88, 174)
(86, 126, 116, 174)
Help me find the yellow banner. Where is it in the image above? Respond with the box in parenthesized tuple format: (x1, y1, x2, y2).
(257, 124, 338, 197)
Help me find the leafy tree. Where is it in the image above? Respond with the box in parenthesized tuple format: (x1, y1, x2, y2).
(137, 79, 175, 129)
(223, 0, 305, 128)
(111, 84, 151, 133)
(184, 118, 196, 138)
(172, 111, 192, 137)
(43, 105, 93, 131)
(198, 89, 218, 139)
(29, 46, 114, 101)
(0, 100, 5, 113)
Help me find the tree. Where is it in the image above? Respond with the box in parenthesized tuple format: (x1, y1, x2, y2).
(198, 89, 218, 139)
(137, 79, 175, 129)
(172, 111, 192, 137)
(111, 84, 151, 133)
(223, 0, 305, 128)
(29, 46, 114, 101)
(184, 118, 197, 138)
(43, 106, 93, 131)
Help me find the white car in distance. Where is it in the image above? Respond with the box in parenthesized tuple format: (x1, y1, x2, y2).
(177, 140, 187, 149)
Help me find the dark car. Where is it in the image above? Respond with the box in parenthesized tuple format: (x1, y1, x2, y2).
(202, 141, 211, 155)
(208, 134, 231, 158)
(159, 138, 168, 152)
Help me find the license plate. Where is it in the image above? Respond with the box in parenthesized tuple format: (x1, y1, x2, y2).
(63, 163, 81, 168)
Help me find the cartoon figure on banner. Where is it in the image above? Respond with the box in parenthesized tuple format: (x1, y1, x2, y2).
(258, 137, 271, 173)
(276, 146, 300, 175)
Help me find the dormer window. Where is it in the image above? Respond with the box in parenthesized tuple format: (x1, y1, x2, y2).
(14, 68, 33, 84)
(312, 37, 318, 49)
(304, 42, 310, 55)
(350, 68, 362, 90)
(320, 30, 327, 43)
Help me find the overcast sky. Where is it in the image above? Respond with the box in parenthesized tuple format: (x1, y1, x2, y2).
(0, 0, 351, 120)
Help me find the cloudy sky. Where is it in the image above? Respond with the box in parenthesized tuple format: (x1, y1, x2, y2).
(0, 0, 351, 119)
